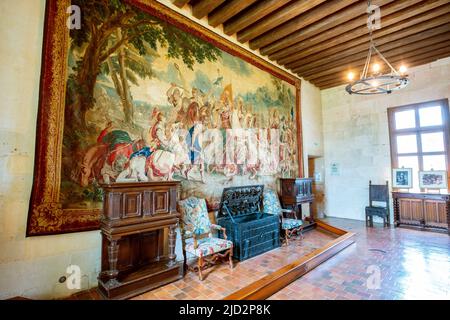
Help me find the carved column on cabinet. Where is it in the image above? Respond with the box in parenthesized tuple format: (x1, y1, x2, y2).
(106, 238, 120, 287)
(393, 197, 400, 227)
(446, 198, 450, 235)
(168, 224, 177, 266)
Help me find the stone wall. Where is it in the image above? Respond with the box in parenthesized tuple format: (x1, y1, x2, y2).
(321, 57, 450, 222)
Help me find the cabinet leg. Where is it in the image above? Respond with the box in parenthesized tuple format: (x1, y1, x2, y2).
(168, 225, 177, 266)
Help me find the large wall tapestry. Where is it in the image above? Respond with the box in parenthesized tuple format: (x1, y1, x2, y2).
(27, 0, 302, 236)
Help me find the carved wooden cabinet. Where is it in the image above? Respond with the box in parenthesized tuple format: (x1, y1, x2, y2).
(392, 191, 450, 234)
(280, 178, 315, 226)
(98, 181, 184, 299)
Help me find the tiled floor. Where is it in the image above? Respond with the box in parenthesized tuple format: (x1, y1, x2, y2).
(70, 218, 450, 300)
(269, 218, 450, 300)
(132, 228, 336, 300)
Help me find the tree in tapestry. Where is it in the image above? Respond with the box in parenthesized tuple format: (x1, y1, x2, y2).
(62, 0, 298, 210)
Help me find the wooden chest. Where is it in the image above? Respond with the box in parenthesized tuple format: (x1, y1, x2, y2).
(216, 185, 280, 261)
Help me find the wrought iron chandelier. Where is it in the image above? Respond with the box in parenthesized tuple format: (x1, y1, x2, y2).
(345, 1, 409, 95)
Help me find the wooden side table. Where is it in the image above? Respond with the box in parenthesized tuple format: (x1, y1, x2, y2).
(392, 190, 450, 235)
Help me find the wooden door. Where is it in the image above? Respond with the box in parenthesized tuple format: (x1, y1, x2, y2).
(399, 198, 424, 225)
(308, 157, 325, 218)
(424, 200, 448, 229)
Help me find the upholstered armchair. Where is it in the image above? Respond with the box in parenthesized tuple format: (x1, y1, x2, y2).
(178, 197, 233, 280)
(263, 189, 304, 245)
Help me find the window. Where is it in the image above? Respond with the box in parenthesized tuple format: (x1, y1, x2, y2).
(388, 99, 450, 190)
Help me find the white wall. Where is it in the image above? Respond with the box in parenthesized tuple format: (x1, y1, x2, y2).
(301, 80, 324, 174)
(321, 57, 450, 221)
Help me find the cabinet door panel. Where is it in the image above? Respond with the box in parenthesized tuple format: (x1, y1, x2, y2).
(122, 192, 142, 218)
(424, 200, 447, 228)
(399, 198, 424, 224)
(153, 191, 169, 214)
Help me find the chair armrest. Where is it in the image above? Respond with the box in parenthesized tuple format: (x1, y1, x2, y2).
(210, 224, 228, 240)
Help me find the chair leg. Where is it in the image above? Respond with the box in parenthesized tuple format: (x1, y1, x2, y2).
(285, 230, 289, 246)
(228, 246, 233, 269)
(197, 256, 203, 281)
(299, 226, 304, 240)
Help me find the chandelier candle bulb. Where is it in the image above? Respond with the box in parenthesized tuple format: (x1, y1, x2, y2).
(399, 65, 407, 74)
(347, 72, 355, 81)
(372, 63, 381, 73)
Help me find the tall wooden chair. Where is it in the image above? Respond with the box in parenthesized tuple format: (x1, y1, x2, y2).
(365, 181, 390, 227)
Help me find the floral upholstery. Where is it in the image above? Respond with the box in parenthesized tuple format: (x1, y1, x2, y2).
(282, 218, 303, 230)
(263, 189, 283, 215)
(178, 197, 211, 236)
(185, 237, 233, 257)
(264, 189, 303, 231)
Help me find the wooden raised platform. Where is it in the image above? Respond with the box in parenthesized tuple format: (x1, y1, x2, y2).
(67, 220, 354, 300)
(223, 220, 355, 300)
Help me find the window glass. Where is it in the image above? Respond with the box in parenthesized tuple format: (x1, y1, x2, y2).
(419, 106, 442, 127)
(423, 155, 446, 171)
(395, 109, 416, 129)
(396, 135, 417, 154)
(390, 101, 448, 190)
(421, 132, 445, 152)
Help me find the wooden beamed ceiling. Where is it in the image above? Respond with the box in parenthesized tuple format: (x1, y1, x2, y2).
(172, 0, 450, 89)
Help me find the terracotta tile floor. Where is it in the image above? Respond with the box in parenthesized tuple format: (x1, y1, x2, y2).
(132, 228, 337, 300)
(70, 218, 450, 300)
(269, 218, 450, 300)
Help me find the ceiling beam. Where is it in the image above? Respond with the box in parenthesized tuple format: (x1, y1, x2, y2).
(318, 50, 450, 89)
(259, 0, 395, 56)
(191, 0, 225, 20)
(304, 39, 450, 81)
(171, 0, 190, 8)
(313, 46, 450, 88)
(300, 32, 450, 78)
(248, 0, 358, 50)
(312, 45, 450, 86)
(286, 13, 450, 74)
(208, 0, 259, 28)
(222, 0, 291, 36)
(269, 0, 427, 60)
(280, 2, 450, 66)
(292, 25, 450, 75)
(237, 0, 326, 43)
